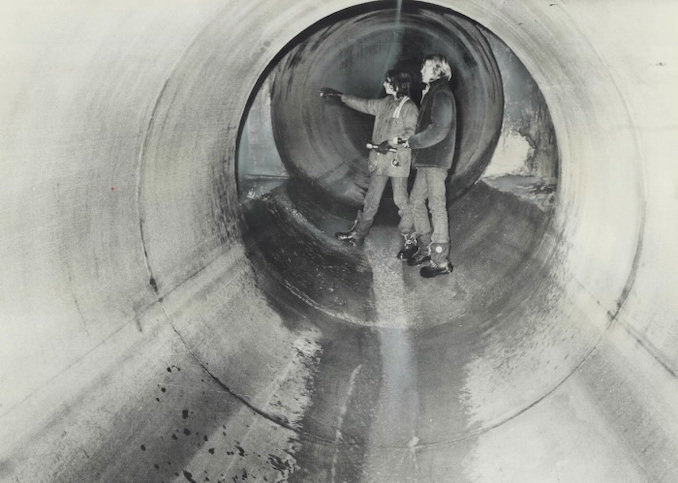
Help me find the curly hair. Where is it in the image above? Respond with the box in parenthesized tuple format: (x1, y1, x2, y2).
(385, 70, 413, 99)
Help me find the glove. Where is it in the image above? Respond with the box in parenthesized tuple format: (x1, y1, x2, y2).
(376, 139, 393, 154)
(320, 87, 343, 101)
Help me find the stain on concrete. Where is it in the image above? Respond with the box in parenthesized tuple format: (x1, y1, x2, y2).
(182, 469, 197, 482)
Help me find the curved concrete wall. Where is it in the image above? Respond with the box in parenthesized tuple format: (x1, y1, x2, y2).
(1, 1, 677, 481)
(268, 7, 504, 205)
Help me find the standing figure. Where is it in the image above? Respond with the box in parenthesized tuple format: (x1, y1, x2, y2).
(320, 70, 419, 247)
(395, 54, 457, 278)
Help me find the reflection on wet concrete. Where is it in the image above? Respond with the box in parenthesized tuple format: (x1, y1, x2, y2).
(241, 181, 376, 327)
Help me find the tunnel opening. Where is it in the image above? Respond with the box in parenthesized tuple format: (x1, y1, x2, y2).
(231, 3, 564, 472)
(5, 1, 672, 481)
(235, 2, 559, 331)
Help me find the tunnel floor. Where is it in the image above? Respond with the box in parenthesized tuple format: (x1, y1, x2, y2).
(228, 177, 558, 480)
(44, 177, 558, 482)
(240, 175, 554, 331)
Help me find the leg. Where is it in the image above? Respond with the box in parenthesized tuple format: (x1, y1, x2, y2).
(409, 168, 432, 244)
(392, 176, 418, 259)
(405, 168, 433, 265)
(421, 168, 452, 277)
(336, 175, 388, 245)
(391, 176, 411, 235)
(353, 175, 389, 237)
(427, 168, 449, 246)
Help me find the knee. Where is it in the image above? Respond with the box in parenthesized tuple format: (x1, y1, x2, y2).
(428, 199, 446, 216)
(410, 199, 426, 211)
(393, 192, 408, 208)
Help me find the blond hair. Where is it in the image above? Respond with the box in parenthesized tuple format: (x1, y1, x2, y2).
(423, 54, 452, 81)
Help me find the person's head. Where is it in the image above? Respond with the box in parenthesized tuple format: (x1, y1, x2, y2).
(420, 54, 452, 84)
(383, 70, 412, 99)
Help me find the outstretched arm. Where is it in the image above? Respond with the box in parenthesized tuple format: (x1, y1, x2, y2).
(320, 87, 381, 116)
(340, 94, 381, 116)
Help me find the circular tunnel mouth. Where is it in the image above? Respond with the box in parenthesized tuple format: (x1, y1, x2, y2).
(236, 2, 559, 333)
(1, 1, 662, 481)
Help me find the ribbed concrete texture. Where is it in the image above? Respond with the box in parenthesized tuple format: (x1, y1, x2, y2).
(1, 1, 677, 482)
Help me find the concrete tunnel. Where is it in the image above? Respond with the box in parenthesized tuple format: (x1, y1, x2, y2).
(1, 1, 678, 482)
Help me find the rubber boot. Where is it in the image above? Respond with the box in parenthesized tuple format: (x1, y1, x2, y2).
(335, 211, 365, 246)
(420, 242, 452, 277)
(396, 232, 418, 260)
(407, 233, 432, 266)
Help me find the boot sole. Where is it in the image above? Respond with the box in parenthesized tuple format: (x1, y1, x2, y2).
(420, 265, 453, 278)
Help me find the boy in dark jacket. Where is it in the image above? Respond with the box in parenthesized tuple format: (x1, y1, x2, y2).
(394, 54, 457, 278)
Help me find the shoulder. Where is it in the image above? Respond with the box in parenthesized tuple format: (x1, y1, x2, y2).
(374, 96, 392, 108)
(432, 81, 453, 96)
(402, 98, 419, 113)
(432, 86, 455, 106)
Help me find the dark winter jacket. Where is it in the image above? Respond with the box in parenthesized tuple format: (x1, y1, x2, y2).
(408, 78, 457, 170)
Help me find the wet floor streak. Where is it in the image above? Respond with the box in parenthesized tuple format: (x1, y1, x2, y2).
(241, 184, 377, 327)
